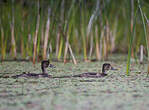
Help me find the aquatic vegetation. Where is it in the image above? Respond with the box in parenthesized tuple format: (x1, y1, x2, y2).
(0, 54, 149, 110)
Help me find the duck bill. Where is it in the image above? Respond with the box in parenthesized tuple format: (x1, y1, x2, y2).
(111, 67, 117, 70)
(49, 64, 56, 68)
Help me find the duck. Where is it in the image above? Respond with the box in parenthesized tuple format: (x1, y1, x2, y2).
(72, 63, 117, 78)
(11, 60, 55, 78)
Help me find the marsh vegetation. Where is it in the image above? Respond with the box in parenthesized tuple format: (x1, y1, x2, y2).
(0, 0, 149, 109)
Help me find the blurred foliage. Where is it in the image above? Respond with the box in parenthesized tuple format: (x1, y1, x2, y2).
(0, 0, 149, 61)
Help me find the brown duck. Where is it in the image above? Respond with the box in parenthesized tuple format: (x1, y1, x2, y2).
(72, 63, 117, 78)
(11, 60, 55, 78)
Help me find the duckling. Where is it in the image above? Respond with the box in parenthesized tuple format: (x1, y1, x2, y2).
(11, 60, 55, 78)
(73, 63, 116, 78)
(99, 63, 116, 76)
(41, 60, 55, 74)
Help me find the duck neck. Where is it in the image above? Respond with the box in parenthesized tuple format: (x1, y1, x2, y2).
(42, 66, 46, 74)
(102, 68, 105, 74)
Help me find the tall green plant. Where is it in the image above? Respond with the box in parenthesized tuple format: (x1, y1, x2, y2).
(138, 0, 149, 61)
(126, 9, 138, 75)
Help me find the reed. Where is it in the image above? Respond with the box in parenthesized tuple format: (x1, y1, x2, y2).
(43, 8, 51, 60)
(0, 0, 149, 65)
(0, 23, 6, 60)
(58, 38, 63, 60)
(126, 7, 138, 75)
(33, 1, 40, 64)
(10, 0, 17, 59)
(81, 27, 88, 61)
(95, 26, 101, 60)
(138, 0, 149, 61)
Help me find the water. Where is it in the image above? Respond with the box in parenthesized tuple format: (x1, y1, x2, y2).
(0, 54, 149, 110)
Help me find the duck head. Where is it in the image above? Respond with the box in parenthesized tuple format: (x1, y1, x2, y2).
(102, 63, 117, 74)
(41, 60, 55, 74)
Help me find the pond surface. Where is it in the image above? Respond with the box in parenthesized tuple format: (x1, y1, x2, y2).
(0, 54, 149, 110)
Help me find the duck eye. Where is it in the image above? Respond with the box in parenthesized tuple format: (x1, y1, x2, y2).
(106, 65, 111, 70)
